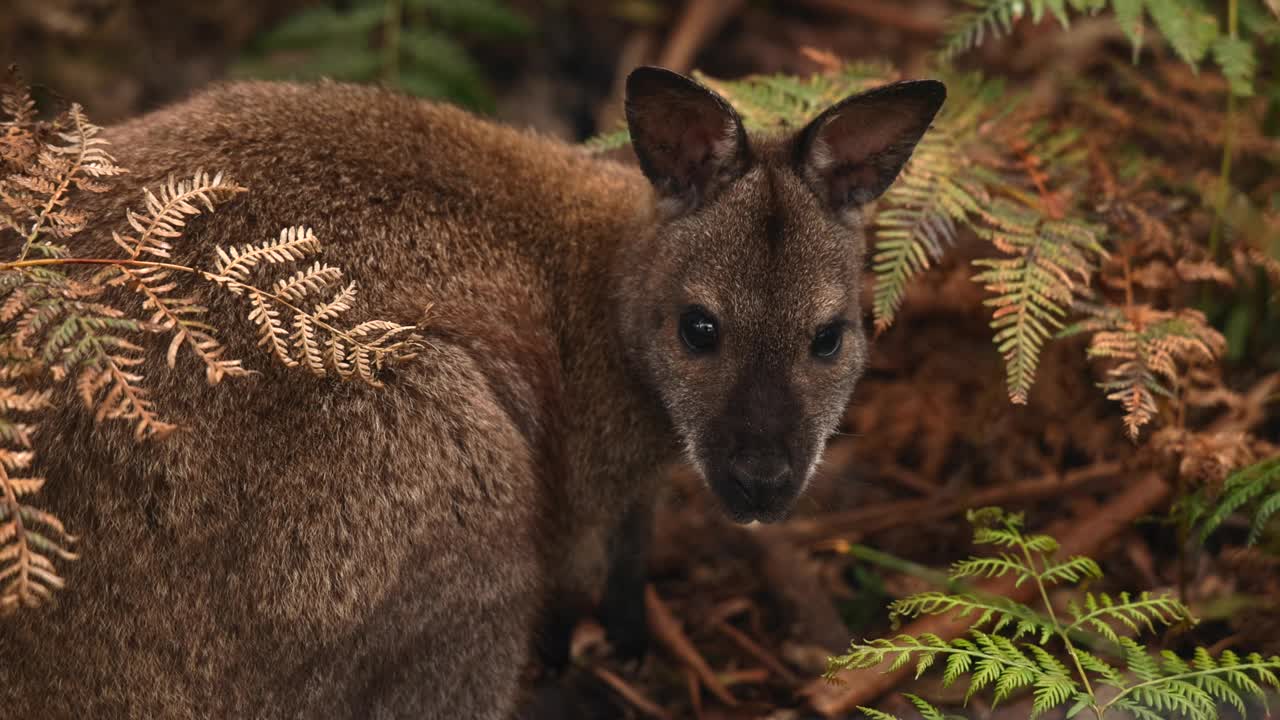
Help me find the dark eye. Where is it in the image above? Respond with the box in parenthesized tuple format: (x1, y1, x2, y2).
(679, 308, 719, 353)
(811, 323, 843, 358)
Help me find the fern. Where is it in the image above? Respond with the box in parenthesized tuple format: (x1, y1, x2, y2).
(0, 383, 75, 616)
(828, 508, 1280, 720)
(973, 205, 1106, 403)
(1192, 456, 1280, 545)
(939, 0, 1256, 97)
(939, 0, 1033, 62)
(871, 72, 995, 332)
(1061, 306, 1225, 439)
(208, 226, 419, 384)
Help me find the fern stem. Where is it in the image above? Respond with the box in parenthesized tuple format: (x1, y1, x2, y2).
(1208, 0, 1240, 261)
(844, 543, 967, 592)
(1020, 540, 1102, 717)
(2, 257, 200, 274)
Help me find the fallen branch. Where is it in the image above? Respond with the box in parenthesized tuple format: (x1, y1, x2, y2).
(657, 0, 746, 73)
(783, 460, 1125, 546)
(590, 664, 672, 720)
(802, 471, 1171, 716)
(712, 618, 801, 685)
(792, 0, 947, 36)
(646, 584, 739, 707)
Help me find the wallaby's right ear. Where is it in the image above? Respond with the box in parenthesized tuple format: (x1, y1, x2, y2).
(625, 66, 750, 211)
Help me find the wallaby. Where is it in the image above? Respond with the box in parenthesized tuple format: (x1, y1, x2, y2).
(0, 67, 944, 718)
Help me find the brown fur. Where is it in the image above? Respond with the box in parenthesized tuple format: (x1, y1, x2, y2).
(0, 69, 943, 718)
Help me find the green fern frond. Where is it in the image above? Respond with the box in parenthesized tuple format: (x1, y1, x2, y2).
(890, 591, 1055, 642)
(694, 61, 898, 134)
(1038, 556, 1103, 585)
(1144, 0, 1219, 67)
(871, 120, 987, 332)
(950, 555, 1037, 583)
(939, 0, 1029, 61)
(1212, 35, 1256, 96)
(234, 0, 527, 112)
(828, 508, 1280, 720)
(1066, 591, 1196, 641)
(1194, 456, 1280, 544)
(972, 205, 1105, 403)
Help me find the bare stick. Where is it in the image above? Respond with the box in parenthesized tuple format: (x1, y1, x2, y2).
(713, 618, 801, 685)
(646, 584, 739, 707)
(657, 0, 746, 74)
(782, 460, 1125, 546)
(590, 664, 672, 720)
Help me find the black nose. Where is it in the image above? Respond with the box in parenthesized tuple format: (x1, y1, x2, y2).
(729, 456, 790, 506)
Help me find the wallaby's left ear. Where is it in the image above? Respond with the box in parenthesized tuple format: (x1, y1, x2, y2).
(625, 66, 751, 211)
(795, 79, 946, 214)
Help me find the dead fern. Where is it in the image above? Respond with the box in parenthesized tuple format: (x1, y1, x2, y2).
(0, 381, 76, 616)
(1064, 306, 1225, 439)
(209, 226, 417, 384)
(0, 68, 422, 615)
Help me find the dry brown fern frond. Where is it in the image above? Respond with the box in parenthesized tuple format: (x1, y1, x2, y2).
(1069, 305, 1225, 440)
(1, 66, 39, 173)
(112, 170, 246, 259)
(1, 99, 123, 259)
(1153, 428, 1264, 487)
(0, 385, 76, 616)
(207, 226, 419, 385)
(97, 170, 251, 385)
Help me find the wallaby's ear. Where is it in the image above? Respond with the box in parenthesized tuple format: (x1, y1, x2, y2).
(795, 79, 946, 214)
(625, 66, 750, 209)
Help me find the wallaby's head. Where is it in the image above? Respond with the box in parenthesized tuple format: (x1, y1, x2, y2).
(617, 66, 945, 524)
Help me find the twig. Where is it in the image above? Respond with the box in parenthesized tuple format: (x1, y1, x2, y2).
(712, 618, 801, 685)
(791, 0, 947, 36)
(590, 665, 672, 720)
(656, 0, 746, 74)
(718, 668, 770, 685)
(686, 666, 704, 720)
(803, 472, 1171, 716)
(782, 460, 1125, 546)
(646, 584, 739, 707)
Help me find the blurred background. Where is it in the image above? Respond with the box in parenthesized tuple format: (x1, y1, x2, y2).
(6, 1, 1279, 718)
(1, 0, 956, 137)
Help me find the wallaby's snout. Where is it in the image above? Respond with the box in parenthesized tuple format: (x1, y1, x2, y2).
(723, 453, 795, 523)
(704, 375, 808, 523)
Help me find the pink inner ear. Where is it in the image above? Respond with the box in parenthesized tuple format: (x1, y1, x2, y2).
(822, 105, 915, 166)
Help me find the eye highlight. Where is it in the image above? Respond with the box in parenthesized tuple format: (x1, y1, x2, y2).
(811, 322, 843, 359)
(679, 308, 719, 353)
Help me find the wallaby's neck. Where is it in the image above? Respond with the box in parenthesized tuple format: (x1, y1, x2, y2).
(539, 156, 677, 503)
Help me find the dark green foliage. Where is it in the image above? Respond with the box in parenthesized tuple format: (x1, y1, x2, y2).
(940, 0, 1269, 97)
(828, 508, 1280, 719)
(232, 0, 531, 112)
(1189, 456, 1280, 546)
